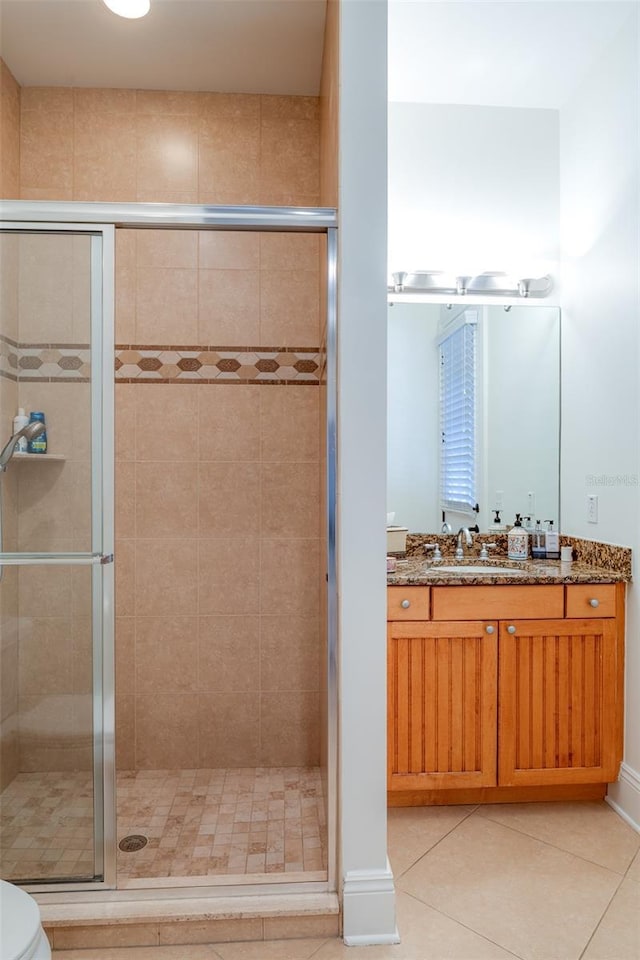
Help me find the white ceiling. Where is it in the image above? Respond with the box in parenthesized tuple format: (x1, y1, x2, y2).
(0, 0, 327, 95)
(389, 1, 638, 109)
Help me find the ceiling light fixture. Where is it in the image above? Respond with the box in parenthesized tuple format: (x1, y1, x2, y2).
(102, 0, 150, 19)
(390, 271, 553, 299)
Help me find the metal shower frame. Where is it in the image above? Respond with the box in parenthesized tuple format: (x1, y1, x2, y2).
(0, 200, 338, 900)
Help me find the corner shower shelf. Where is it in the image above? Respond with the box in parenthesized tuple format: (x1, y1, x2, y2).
(12, 452, 65, 462)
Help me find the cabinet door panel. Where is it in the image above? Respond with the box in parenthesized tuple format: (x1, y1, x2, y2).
(388, 621, 497, 791)
(499, 619, 620, 786)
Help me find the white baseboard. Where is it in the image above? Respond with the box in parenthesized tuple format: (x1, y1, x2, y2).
(606, 763, 640, 833)
(342, 859, 399, 946)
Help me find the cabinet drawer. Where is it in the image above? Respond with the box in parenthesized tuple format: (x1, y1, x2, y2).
(387, 586, 430, 621)
(566, 584, 617, 618)
(432, 585, 564, 621)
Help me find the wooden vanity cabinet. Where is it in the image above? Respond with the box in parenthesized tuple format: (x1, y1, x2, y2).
(387, 582, 625, 804)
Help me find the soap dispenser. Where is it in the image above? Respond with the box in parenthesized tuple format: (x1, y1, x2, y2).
(544, 520, 560, 560)
(507, 513, 529, 560)
(531, 520, 546, 560)
(489, 509, 505, 532)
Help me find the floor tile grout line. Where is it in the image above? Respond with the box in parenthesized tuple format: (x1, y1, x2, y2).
(471, 808, 638, 878)
(392, 805, 480, 881)
(307, 937, 333, 958)
(401, 888, 525, 960)
(577, 868, 627, 960)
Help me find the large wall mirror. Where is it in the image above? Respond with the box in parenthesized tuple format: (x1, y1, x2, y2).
(388, 302, 561, 534)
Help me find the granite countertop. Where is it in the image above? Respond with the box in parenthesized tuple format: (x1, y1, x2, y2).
(387, 557, 629, 587)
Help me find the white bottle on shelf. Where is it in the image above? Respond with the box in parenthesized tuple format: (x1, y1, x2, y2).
(12, 408, 29, 453)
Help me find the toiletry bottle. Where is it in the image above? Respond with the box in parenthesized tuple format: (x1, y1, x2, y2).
(544, 520, 560, 560)
(12, 408, 29, 453)
(531, 520, 546, 560)
(27, 412, 47, 454)
(507, 513, 529, 560)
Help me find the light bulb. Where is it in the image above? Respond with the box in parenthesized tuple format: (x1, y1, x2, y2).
(102, 0, 150, 19)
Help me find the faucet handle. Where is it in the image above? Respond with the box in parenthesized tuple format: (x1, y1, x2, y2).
(479, 542, 497, 560)
(424, 543, 442, 560)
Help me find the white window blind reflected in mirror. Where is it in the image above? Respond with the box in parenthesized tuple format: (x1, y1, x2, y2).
(438, 311, 478, 516)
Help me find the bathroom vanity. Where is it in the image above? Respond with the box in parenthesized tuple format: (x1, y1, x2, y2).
(387, 558, 627, 806)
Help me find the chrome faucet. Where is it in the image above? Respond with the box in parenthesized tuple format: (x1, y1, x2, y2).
(454, 525, 479, 559)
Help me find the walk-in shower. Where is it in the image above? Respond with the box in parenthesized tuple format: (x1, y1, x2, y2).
(0, 202, 337, 898)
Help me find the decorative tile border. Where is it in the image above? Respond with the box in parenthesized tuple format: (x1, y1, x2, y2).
(115, 345, 324, 384)
(0, 335, 91, 382)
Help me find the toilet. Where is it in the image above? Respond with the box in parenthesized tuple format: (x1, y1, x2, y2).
(0, 880, 51, 960)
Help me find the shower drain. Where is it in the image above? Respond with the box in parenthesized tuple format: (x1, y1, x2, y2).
(119, 834, 148, 853)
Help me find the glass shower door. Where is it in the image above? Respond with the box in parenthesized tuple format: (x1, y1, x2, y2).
(0, 224, 114, 887)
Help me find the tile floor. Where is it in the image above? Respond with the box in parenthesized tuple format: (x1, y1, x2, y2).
(50, 800, 639, 960)
(0, 767, 326, 883)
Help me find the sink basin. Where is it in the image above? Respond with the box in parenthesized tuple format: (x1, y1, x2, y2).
(433, 565, 528, 575)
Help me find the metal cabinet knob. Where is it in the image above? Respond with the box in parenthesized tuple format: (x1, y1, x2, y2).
(485, 625, 495, 634)
(589, 598, 600, 608)
(401, 599, 411, 609)
(507, 625, 516, 634)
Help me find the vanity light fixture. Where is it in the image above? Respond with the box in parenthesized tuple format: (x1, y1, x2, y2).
(102, 0, 150, 18)
(390, 270, 553, 299)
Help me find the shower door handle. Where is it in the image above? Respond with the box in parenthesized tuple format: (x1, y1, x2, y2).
(0, 552, 113, 566)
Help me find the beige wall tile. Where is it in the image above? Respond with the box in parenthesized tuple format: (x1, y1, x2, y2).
(135, 616, 198, 694)
(261, 95, 319, 123)
(260, 540, 320, 617)
(115, 617, 136, 698)
(115, 385, 136, 461)
(197, 385, 260, 461)
(260, 271, 320, 347)
(71, 616, 93, 693)
(1, 641, 18, 721)
(72, 233, 92, 342)
(135, 694, 198, 768)
(0, 234, 19, 340)
(17, 381, 92, 461)
(260, 692, 320, 766)
(20, 86, 73, 115)
(260, 388, 319, 462)
(134, 384, 198, 461)
(135, 461, 197, 538)
(136, 89, 201, 116)
(136, 116, 198, 198)
(74, 114, 137, 202)
(136, 267, 198, 344)
(261, 463, 320, 538)
(198, 616, 260, 692)
(198, 114, 260, 206)
(198, 461, 260, 538)
(115, 539, 135, 617)
(17, 233, 74, 342)
(73, 88, 137, 117)
(20, 109, 73, 198)
(135, 539, 197, 617)
(260, 234, 321, 272)
(199, 232, 260, 271)
(259, 112, 319, 206)
(116, 461, 136, 540)
(159, 917, 263, 945)
(199, 92, 261, 120)
(197, 692, 259, 767)
(18, 617, 73, 697)
(260, 617, 320, 693)
(1, 61, 21, 199)
(71, 564, 93, 620)
(18, 562, 72, 618)
(17, 461, 88, 551)
(136, 229, 198, 269)
(198, 269, 260, 346)
(198, 539, 260, 616)
(115, 230, 137, 344)
(116, 694, 135, 770)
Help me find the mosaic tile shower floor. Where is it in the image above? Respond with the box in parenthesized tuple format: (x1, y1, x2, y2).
(0, 766, 327, 884)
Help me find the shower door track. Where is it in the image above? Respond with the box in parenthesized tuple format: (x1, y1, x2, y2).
(1, 200, 339, 899)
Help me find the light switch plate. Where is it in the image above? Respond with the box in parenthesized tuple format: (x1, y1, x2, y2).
(587, 495, 598, 524)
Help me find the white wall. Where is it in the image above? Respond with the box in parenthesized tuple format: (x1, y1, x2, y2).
(388, 103, 560, 278)
(559, 13, 640, 827)
(387, 302, 440, 531)
(338, 0, 398, 944)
